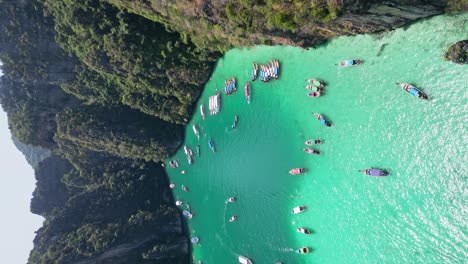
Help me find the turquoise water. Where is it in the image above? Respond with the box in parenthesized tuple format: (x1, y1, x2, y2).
(167, 14, 468, 263)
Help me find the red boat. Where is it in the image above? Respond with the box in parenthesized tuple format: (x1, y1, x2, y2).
(289, 168, 307, 175)
(244, 81, 250, 104)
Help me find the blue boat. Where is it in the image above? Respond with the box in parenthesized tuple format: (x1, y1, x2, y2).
(361, 168, 388, 176)
(208, 138, 215, 152)
(314, 113, 331, 127)
(397, 82, 428, 100)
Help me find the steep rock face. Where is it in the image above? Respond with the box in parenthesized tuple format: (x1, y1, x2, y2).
(329, 1, 446, 33)
(445, 40, 468, 64)
(106, 0, 448, 49)
(11, 136, 51, 169)
(30, 155, 74, 216)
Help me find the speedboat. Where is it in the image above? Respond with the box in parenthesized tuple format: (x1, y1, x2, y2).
(232, 115, 238, 129)
(191, 237, 199, 244)
(184, 145, 189, 155)
(305, 139, 321, 145)
(187, 155, 193, 165)
(182, 185, 188, 192)
(297, 228, 311, 235)
(289, 168, 307, 175)
(397, 82, 428, 100)
(175, 200, 183, 206)
(361, 168, 388, 176)
(303, 148, 320, 155)
(228, 197, 236, 202)
(208, 138, 215, 152)
(314, 113, 331, 127)
(183, 210, 193, 219)
(229, 215, 238, 222)
(338, 59, 362, 67)
(295, 247, 310, 254)
(200, 104, 206, 120)
(291, 206, 307, 214)
(196, 144, 200, 157)
(239, 256, 253, 264)
(192, 124, 200, 139)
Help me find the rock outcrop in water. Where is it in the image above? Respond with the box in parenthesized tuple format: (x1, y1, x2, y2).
(445, 40, 468, 64)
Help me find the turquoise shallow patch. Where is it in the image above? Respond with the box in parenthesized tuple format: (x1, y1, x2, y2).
(167, 14, 468, 264)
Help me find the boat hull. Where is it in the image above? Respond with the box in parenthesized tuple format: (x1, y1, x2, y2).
(398, 83, 428, 100)
(363, 168, 388, 176)
(289, 168, 306, 175)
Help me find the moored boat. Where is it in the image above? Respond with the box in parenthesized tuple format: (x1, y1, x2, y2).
(169, 160, 179, 168)
(183, 210, 193, 219)
(297, 228, 311, 235)
(307, 92, 321, 97)
(200, 104, 206, 120)
(252, 63, 258, 81)
(192, 124, 200, 139)
(295, 247, 310, 254)
(229, 215, 238, 222)
(361, 168, 388, 176)
(244, 81, 250, 104)
(305, 139, 321, 145)
(291, 206, 307, 214)
(338, 59, 362, 67)
(208, 138, 215, 152)
(303, 148, 320, 155)
(397, 82, 429, 100)
(314, 113, 331, 127)
(307, 78, 325, 86)
(196, 144, 200, 157)
(232, 115, 238, 129)
(239, 256, 253, 264)
(289, 168, 307, 175)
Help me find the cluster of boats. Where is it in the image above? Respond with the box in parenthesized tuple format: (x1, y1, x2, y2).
(306, 78, 326, 97)
(169, 57, 426, 264)
(224, 77, 237, 95)
(252, 59, 280, 82)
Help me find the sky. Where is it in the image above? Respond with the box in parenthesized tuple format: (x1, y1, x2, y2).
(0, 70, 44, 263)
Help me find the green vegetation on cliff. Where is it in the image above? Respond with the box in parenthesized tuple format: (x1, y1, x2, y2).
(43, 0, 217, 124)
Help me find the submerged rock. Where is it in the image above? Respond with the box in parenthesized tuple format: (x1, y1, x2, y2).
(445, 40, 468, 64)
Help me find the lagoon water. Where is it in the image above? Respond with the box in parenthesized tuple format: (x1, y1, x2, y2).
(166, 14, 467, 264)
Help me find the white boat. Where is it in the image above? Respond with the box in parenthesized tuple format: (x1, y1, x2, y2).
(291, 206, 307, 214)
(191, 237, 200, 244)
(239, 256, 253, 264)
(192, 124, 200, 139)
(184, 145, 189, 155)
(200, 104, 206, 120)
